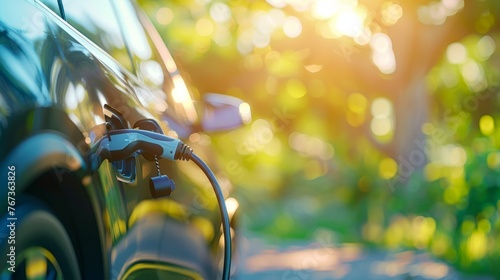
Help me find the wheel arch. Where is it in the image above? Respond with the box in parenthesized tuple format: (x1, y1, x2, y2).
(0, 108, 107, 279)
(25, 164, 106, 280)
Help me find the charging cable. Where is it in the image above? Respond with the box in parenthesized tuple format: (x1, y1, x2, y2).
(90, 129, 232, 280)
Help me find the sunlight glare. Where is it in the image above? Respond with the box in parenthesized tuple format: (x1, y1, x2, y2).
(172, 76, 190, 103)
(343, 0, 358, 9)
(172, 75, 197, 123)
(312, 0, 342, 20)
(334, 8, 364, 38)
(225, 197, 240, 216)
(239, 102, 252, 124)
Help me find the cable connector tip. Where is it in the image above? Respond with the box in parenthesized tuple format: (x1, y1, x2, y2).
(174, 142, 193, 161)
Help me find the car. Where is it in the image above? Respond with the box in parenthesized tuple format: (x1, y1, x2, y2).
(0, 0, 249, 279)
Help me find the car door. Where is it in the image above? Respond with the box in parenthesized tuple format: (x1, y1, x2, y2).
(45, 0, 166, 247)
(0, 1, 124, 278)
(51, 0, 218, 278)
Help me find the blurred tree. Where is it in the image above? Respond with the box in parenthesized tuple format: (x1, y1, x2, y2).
(137, 0, 500, 276)
(139, 0, 499, 166)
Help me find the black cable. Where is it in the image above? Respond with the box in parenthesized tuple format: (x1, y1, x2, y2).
(188, 153, 231, 280)
(57, 0, 66, 20)
(90, 131, 232, 279)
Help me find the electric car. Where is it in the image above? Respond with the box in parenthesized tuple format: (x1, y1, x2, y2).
(0, 0, 248, 279)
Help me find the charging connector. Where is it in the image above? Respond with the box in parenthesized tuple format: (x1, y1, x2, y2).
(90, 128, 232, 280)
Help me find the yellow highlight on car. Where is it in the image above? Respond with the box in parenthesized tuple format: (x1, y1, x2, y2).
(128, 199, 188, 228)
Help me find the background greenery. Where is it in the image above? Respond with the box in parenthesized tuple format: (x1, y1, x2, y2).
(138, 0, 500, 276)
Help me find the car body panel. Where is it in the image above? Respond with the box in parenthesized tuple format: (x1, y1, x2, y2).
(0, 0, 232, 279)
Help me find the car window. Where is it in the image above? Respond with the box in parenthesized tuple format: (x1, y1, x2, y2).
(112, 0, 199, 129)
(0, 1, 53, 125)
(61, 0, 133, 72)
(38, 0, 62, 17)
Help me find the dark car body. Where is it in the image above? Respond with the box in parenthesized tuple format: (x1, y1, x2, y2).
(0, 0, 246, 279)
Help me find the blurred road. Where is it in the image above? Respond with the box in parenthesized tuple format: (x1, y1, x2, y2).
(233, 231, 494, 280)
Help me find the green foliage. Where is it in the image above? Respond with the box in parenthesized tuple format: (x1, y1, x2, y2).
(138, 0, 500, 277)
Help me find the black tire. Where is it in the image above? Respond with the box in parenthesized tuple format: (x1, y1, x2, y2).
(0, 199, 81, 280)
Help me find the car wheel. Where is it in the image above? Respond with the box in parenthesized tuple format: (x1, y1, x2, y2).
(1, 199, 81, 280)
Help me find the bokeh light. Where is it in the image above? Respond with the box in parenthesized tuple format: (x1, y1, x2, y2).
(379, 157, 398, 179)
(479, 115, 494, 136)
(283, 16, 302, 38)
(475, 36, 495, 61)
(370, 97, 394, 139)
(209, 2, 231, 23)
(138, 0, 500, 277)
(370, 33, 396, 74)
(156, 7, 173, 25)
(195, 18, 214, 37)
(446, 42, 467, 64)
(381, 2, 403, 26)
(312, 0, 342, 20)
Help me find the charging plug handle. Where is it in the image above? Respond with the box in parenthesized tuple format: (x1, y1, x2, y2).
(90, 129, 190, 169)
(89, 128, 231, 280)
